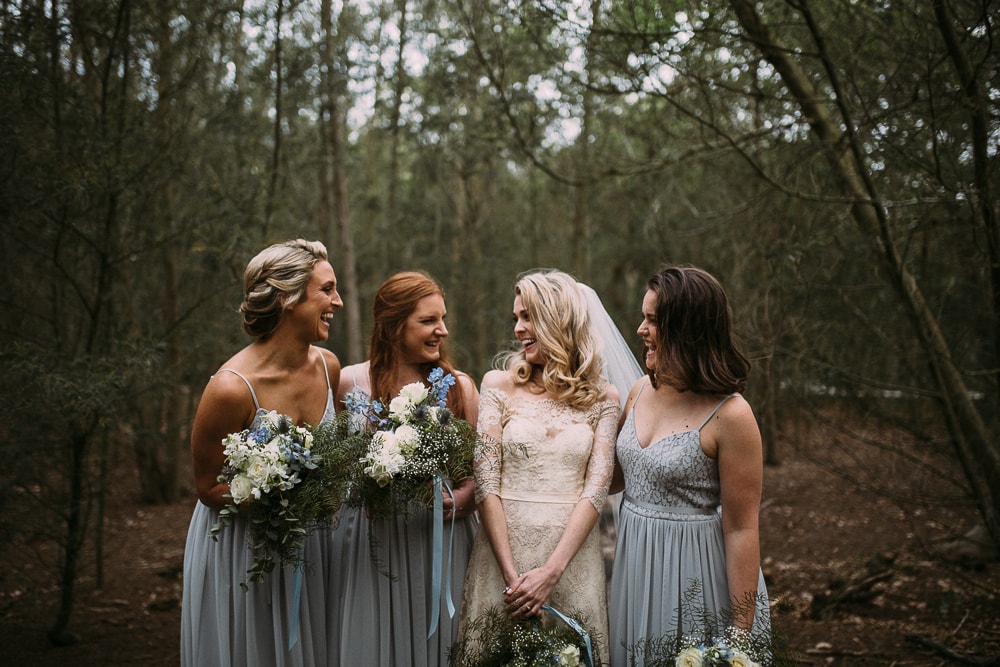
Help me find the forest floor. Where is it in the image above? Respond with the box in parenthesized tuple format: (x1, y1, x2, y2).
(1, 428, 999, 666)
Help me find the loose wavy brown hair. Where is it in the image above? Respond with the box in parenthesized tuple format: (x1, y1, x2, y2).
(646, 265, 749, 394)
(368, 271, 468, 420)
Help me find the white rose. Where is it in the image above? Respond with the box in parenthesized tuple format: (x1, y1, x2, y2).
(556, 644, 580, 666)
(229, 474, 254, 504)
(372, 430, 399, 454)
(377, 446, 405, 472)
(245, 457, 270, 485)
(730, 651, 759, 667)
(675, 647, 704, 667)
(364, 432, 405, 485)
(394, 424, 420, 455)
(388, 395, 413, 421)
(399, 382, 428, 404)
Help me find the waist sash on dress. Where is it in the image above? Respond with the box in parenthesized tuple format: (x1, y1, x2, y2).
(500, 489, 580, 504)
(623, 494, 718, 519)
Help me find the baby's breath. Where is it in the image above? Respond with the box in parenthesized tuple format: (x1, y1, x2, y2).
(449, 605, 597, 667)
(336, 368, 477, 519)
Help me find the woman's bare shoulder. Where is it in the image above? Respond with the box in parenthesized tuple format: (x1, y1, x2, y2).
(480, 369, 514, 392)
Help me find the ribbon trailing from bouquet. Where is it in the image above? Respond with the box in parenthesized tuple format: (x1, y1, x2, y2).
(542, 604, 595, 667)
(427, 474, 457, 638)
(288, 550, 305, 650)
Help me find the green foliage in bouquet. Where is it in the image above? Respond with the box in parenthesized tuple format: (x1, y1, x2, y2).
(209, 412, 345, 586)
(335, 367, 478, 519)
(449, 605, 598, 667)
(620, 583, 793, 667)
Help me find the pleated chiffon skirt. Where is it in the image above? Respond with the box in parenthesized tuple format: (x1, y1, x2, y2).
(608, 500, 769, 667)
(181, 501, 336, 666)
(327, 506, 477, 666)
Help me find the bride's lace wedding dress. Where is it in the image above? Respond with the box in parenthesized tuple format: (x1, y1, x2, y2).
(458, 386, 619, 664)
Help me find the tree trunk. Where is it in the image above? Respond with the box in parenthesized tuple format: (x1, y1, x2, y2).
(50, 428, 91, 646)
(321, 0, 362, 362)
(385, 0, 408, 266)
(264, 0, 285, 239)
(932, 0, 1000, 403)
(728, 0, 1000, 543)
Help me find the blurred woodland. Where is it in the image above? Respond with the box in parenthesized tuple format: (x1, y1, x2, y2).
(1, 0, 998, 647)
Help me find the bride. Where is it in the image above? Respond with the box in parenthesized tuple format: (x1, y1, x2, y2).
(457, 269, 623, 665)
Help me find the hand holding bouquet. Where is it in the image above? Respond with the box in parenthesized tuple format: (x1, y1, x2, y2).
(209, 410, 342, 585)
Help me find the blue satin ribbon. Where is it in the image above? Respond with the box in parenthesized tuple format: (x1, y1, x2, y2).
(288, 557, 304, 651)
(541, 604, 595, 667)
(427, 475, 457, 638)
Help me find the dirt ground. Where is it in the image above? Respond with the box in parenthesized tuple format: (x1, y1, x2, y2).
(1, 432, 998, 666)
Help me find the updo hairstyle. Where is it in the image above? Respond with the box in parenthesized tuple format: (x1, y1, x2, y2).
(240, 239, 328, 340)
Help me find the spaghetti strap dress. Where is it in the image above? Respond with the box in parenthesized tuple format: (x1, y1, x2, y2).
(326, 374, 478, 666)
(181, 353, 337, 667)
(609, 390, 770, 666)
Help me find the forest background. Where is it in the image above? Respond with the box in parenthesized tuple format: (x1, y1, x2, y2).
(1, 0, 999, 664)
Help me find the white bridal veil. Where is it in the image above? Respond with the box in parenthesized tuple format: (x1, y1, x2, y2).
(578, 282, 644, 407)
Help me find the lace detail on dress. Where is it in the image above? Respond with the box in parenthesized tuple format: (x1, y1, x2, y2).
(472, 387, 619, 512)
(617, 408, 720, 511)
(583, 400, 620, 513)
(473, 389, 505, 504)
(463, 386, 620, 665)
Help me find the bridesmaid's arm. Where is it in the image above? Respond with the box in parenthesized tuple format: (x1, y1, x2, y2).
(191, 371, 256, 511)
(714, 395, 765, 630)
(505, 386, 620, 618)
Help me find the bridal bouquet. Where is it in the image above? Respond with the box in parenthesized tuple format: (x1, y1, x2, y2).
(339, 367, 477, 519)
(209, 411, 342, 585)
(448, 605, 597, 667)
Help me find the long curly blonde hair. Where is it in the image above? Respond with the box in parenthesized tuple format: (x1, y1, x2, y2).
(497, 269, 605, 410)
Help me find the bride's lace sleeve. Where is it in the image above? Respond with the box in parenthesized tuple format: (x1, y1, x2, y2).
(473, 387, 506, 504)
(580, 400, 621, 513)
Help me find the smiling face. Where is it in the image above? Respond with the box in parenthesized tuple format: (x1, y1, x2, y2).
(638, 288, 659, 370)
(398, 294, 448, 365)
(290, 260, 342, 342)
(512, 294, 545, 366)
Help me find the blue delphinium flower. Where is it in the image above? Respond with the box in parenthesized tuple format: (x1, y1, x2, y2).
(249, 425, 271, 445)
(428, 368, 456, 406)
